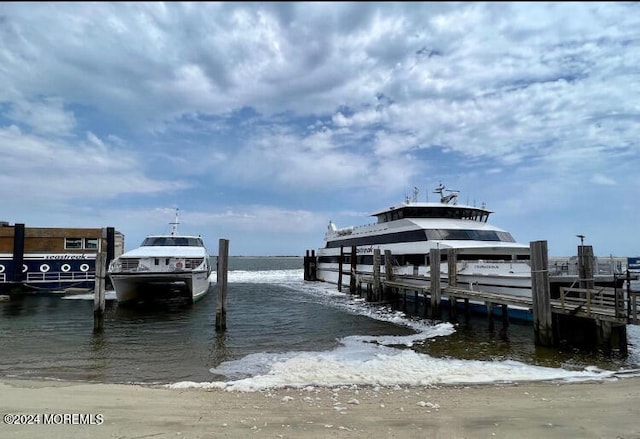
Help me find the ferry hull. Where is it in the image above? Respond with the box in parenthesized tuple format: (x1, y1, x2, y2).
(110, 270, 210, 304)
(315, 262, 533, 298)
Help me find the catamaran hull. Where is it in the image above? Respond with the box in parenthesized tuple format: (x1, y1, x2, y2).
(110, 270, 210, 304)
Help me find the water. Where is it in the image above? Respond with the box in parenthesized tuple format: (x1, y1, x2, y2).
(1, 257, 639, 391)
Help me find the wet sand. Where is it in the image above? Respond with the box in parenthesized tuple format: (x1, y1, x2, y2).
(1, 377, 640, 438)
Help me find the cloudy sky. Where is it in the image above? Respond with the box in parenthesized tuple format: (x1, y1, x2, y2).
(1, 2, 638, 257)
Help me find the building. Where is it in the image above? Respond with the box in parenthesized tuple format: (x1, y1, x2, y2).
(0, 222, 123, 294)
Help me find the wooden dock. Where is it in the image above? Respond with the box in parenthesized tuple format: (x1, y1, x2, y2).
(312, 241, 637, 354)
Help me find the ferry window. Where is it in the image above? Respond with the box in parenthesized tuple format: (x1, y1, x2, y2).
(84, 238, 98, 249)
(65, 238, 82, 249)
(425, 230, 444, 240)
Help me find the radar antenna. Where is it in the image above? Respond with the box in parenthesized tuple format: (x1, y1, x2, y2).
(433, 183, 459, 204)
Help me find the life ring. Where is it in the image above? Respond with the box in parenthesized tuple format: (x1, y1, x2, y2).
(22, 264, 28, 273)
(80, 264, 90, 272)
(0, 264, 4, 273)
(61, 264, 71, 272)
(40, 264, 50, 273)
(175, 261, 183, 269)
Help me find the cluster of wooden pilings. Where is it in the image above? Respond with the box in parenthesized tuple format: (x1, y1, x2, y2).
(304, 241, 633, 353)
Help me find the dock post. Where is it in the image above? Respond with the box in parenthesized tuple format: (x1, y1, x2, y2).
(216, 239, 229, 331)
(11, 223, 25, 285)
(531, 240, 554, 346)
(447, 249, 458, 319)
(93, 252, 106, 332)
(486, 302, 494, 331)
(384, 250, 394, 282)
(304, 250, 317, 281)
(303, 250, 309, 281)
(430, 248, 441, 319)
(350, 246, 357, 293)
(447, 249, 457, 287)
(106, 227, 115, 269)
(450, 296, 457, 320)
(372, 249, 381, 301)
(384, 250, 394, 300)
(338, 246, 344, 292)
(501, 304, 509, 326)
(578, 245, 595, 290)
(464, 298, 470, 322)
(307, 250, 317, 281)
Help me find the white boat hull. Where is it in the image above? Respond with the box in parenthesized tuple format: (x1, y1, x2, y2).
(315, 265, 532, 296)
(110, 270, 211, 304)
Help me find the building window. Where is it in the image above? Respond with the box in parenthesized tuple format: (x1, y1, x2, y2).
(84, 238, 99, 249)
(65, 238, 83, 249)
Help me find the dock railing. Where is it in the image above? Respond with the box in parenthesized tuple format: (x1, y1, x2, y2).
(557, 286, 626, 320)
(25, 271, 94, 284)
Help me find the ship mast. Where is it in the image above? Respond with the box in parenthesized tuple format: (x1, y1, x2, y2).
(170, 208, 180, 236)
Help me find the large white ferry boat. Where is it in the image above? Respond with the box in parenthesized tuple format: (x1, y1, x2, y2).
(315, 184, 532, 298)
(108, 210, 211, 304)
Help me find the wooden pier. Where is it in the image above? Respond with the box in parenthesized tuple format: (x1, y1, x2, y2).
(307, 241, 637, 353)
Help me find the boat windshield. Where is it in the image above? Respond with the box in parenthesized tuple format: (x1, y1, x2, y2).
(141, 237, 204, 247)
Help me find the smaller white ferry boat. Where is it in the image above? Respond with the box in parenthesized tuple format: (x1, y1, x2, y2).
(108, 209, 211, 304)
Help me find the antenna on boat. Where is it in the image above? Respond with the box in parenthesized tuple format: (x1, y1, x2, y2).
(170, 208, 180, 236)
(433, 183, 459, 204)
(412, 186, 419, 203)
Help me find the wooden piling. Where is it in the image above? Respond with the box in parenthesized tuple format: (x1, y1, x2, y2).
(447, 249, 458, 319)
(430, 248, 441, 319)
(578, 245, 595, 290)
(450, 296, 457, 320)
(384, 249, 394, 300)
(350, 246, 357, 293)
(93, 252, 106, 332)
(531, 240, 554, 346)
(372, 249, 381, 301)
(11, 223, 25, 283)
(303, 249, 317, 281)
(338, 246, 344, 292)
(447, 249, 457, 288)
(501, 304, 509, 326)
(486, 301, 494, 331)
(216, 239, 229, 331)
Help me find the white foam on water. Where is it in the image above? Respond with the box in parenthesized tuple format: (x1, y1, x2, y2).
(170, 336, 624, 392)
(62, 290, 117, 301)
(170, 269, 640, 392)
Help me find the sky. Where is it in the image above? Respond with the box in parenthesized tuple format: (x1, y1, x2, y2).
(1, 2, 639, 257)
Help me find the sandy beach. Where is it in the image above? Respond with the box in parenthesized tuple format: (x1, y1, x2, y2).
(1, 377, 640, 439)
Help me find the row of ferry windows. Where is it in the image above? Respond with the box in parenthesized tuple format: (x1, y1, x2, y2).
(64, 238, 99, 250)
(325, 229, 515, 249)
(376, 207, 490, 223)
